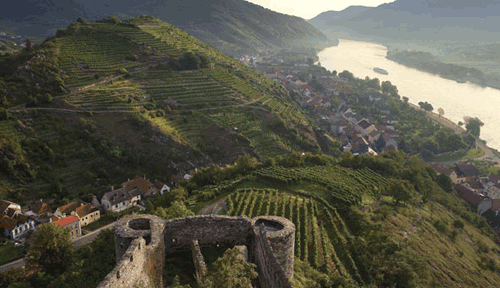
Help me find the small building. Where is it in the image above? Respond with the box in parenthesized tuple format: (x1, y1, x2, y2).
(0, 200, 21, 214)
(0, 213, 36, 239)
(101, 187, 141, 213)
(154, 180, 170, 196)
(454, 164, 480, 183)
(53, 215, 81, 238)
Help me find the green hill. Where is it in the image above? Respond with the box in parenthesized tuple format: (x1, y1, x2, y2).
(0, 16, 320, 204)
(185, 153, 500, 288)
(0, 0, 332, 57)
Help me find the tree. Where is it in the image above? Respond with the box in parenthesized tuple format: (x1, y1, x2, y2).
(463, 116, 484, 137)
(307, 57, 314, 66)
(388, 181, 415, 206)
(438, 108, 444, 118)
(338, 70, 354, 81)
(26, 223, 73, 276)
(154, 201, 194, 220)
(205, 247, 257, 288)
(381, 81, 399, 97)
(458, 121, 463, 127)
(436, 174, 453, 193)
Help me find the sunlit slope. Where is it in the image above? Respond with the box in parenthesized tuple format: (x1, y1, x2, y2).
(0, 16, 319, 201)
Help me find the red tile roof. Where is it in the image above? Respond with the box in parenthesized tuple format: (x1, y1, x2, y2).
(54, 216, 79, 226)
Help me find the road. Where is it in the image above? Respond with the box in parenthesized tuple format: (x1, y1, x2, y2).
(409, 103, 500, 164)
(0, 221, 116, 272)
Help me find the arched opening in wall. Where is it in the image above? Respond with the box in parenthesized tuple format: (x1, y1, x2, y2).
(129, 218, 151, 230)
(117, 271, 121, 279)
(130, 255, 134, 262)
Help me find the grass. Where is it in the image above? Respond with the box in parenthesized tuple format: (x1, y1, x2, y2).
(0, 242, 26, 265)
(430, 148, 485, 162)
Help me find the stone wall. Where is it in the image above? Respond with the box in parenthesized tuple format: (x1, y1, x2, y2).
(97, 214, 295, 288)
(251, 217, 295, 288)
(164, 215, 253, 253)
(191, 240, 208, 284)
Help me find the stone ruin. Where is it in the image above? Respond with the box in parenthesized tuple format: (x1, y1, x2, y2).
(96, 214, 295, 288)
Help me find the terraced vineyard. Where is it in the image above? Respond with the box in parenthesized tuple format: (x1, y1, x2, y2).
(253, 165, 393, 206)
(226, 188, 363, 284)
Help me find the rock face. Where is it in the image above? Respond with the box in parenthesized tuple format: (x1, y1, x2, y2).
(97, 214, 295, 288)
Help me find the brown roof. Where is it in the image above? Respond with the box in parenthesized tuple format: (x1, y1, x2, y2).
(430, 163, 454, 176)
(154, 180, 165, 190)
(489, 174, 500, 184)
(75, 204, 98, 218)
(455, 164, 480, 178)
(358, 119, 371, 130)
(0, 200, 17, 214)
(125, 176, 153, 194)
(455, 184, 484, 205)
(56, 200, 86, 215)
(469, 180, 484, 190)
(102, 187, 133, 206)
(170, 175, 183, 184)
(30, 200, 51, 215)
(0, 213, 32, 231)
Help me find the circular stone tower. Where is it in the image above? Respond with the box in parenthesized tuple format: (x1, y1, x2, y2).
(252, 216, 295, 280)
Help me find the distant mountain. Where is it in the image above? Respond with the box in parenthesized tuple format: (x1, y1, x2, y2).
(309, 0, 500, 42)
(0, 0, 332, 57)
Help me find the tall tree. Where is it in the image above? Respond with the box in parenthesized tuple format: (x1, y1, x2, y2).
(463, 116, 484, 137)
(205, 247, 257, 288)
(26, 223, 73, 276)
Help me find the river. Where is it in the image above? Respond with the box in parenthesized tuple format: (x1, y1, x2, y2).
(318, 39, 500, 151)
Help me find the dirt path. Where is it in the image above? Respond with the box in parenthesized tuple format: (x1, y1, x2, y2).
(198, 197, 227, 215)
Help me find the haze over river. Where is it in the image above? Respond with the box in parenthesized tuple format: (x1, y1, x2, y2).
(318, 39, 500, 151)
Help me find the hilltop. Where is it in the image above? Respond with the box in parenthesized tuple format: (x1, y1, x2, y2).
(309, 0, 500, 42)
(0, 0, 332, 57)
(0, 16, 320, 204)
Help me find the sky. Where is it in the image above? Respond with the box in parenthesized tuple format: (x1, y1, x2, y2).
(245, 0, 393, 19)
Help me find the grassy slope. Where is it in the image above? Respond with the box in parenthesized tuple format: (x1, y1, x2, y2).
(191, 160, 500, 287)
(0, 16, 319, 205)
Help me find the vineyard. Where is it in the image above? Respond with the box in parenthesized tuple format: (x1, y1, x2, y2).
(226, 188, 364, 284)
(253, 165, 393, 206)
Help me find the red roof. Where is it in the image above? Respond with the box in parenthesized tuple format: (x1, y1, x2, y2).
(54, 216, 79, 226)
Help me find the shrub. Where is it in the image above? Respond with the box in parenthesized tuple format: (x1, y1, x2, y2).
(125, 54, 139, 61)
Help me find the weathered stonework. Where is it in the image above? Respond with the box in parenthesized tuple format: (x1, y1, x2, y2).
(97, 214, 295, 288)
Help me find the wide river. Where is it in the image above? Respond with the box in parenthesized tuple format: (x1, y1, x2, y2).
(318, 39, 500, 151)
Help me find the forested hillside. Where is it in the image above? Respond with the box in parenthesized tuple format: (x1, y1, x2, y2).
(0, 0, 332, 57)
(0, 16, 319, 207)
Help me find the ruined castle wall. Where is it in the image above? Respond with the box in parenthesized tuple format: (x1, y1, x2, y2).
(97, 215, 165, 288)
(164, 215, 253, 253)
(96, 238, 152, 288)
(191, 240, 208, 284)
(251, 217, 294, 288)
(97, 214, 295, 288)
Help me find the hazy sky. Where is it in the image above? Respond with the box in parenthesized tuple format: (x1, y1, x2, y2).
(245, 0, 392, 19)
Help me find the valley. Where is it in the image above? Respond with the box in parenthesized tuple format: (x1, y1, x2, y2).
(0, 1, 500, 287)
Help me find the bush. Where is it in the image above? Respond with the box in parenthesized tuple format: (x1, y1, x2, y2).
(125, 54, 139, 61)
(433, 219, 449, 234)
(453, 219, 464, 229)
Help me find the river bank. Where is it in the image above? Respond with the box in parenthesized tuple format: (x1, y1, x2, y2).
(317, 39, 500, 151)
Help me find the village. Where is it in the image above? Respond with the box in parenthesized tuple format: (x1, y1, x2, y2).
(0, 174, 190, 248)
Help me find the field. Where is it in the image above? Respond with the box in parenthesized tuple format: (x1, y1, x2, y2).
(227, 188, 363, 284)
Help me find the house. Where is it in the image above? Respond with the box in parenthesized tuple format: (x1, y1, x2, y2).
(28, 199, 51, 218)
(0, 200, 21, 214)
(55, 200, 100, 226)
(170, 175, 184, 187)
(55, 199, 87, 218)
(100, 187, 141, 213)
(478, 198, 500, 215)
(74, 204, 100, 226)
(455, 184, 484, 205)
(154, 180, 170, 196)
(0, 213, 36, 239)
(53, 215, 81, 238)
(124, 176, 159, 198)
(454, 164, 480, 183)
(488, 184, 500, 200)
